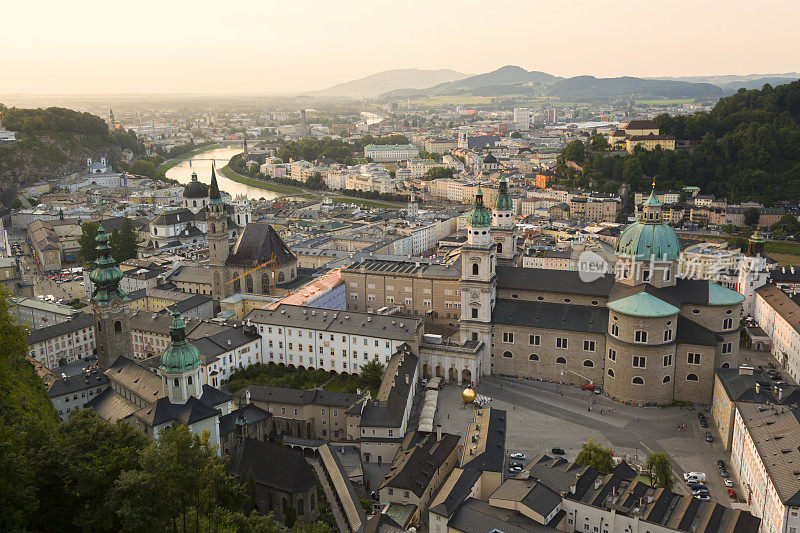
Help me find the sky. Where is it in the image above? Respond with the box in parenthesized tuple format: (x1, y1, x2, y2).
(2, 0, 799, 95)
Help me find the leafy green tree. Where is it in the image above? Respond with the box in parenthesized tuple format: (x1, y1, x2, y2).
(563, 140, 586, 162)
(744, 207, 761, 227)
(575, 439, 613, 473)
(423, 166, 454, 181)
(646, 452, 674, 490)
(78, 222, 100, 266)
(358, 360, 385, 394)
(589, 134, 610, 151)
(772, 214, 800, 236)
(129, 159, 156, 177)
(109, 218, 139, 262)
(305, 172, 327, 190)
(10, 198, 22, 209)
(510, 131, 523, 139)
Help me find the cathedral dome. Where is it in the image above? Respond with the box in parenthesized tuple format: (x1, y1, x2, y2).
(159, 311, 201, 374)
(616, 189, 680, 261)
(483, 152, 497, 165)
(183, 172, 209, 199)
(467, 187, 491, 227)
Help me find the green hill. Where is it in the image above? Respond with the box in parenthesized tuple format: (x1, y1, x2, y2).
(0, 105, 144, 204)
(557, 80, 800, 204)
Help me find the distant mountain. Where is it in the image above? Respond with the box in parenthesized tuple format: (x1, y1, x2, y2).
(653, 73, 800, 93)
(546, 76, 724, 100)
(314, 69, 467, 98)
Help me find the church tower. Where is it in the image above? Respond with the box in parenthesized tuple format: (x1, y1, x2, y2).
(460, 187, 497, 376)
(492, 176, 517, 265)
(89, 226, 133, 369)
(208, 165, 230, 301)
(159, 311, 203, 404)
(737, 228, 768, 316)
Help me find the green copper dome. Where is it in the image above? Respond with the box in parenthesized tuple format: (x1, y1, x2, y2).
(89, 226, 128, 305)
(616, 222, 680, 261)
(467, 187, 491, 227)
(159, 311, 201, 374)
(494, 176, 513, 211)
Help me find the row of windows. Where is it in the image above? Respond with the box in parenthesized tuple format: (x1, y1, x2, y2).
(606, 369, 699, 384)
(500, 352, 595, 367)
(498, 333, 594, 351)
(608, 350, 703, 368)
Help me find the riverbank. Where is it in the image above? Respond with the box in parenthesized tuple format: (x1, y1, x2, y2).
(219, 164, 403, 209)
(155, 142, 223, 178)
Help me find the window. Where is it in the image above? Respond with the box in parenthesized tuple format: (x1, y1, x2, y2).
(472, 308, 478, 319)
(502, 351, 513, 358)
(114, 321, 122, 333)
(173, 378, 179, 387)
(583, 340, 595, 352)
(664, 329, 673, 342)
(633, 356, 646, 368)
(583, 360, 594, 368)
(564, 298, 571, 303)
(556, 356, 566, 364)
(642, 270, 650, 281)
(663, 375, 671, 384)
(187, 376, 193, 385)
(723, 318, 733, 329)
(529, 354, 539, 361)
(692, 309, 700, 315)
(502, 332, 514, 343)
(686, 373, 699, 381)
(556, 337, 568, 349)
(529, 335, 540, 346)
(472, 263, 479, 276)
(687, 352, 701, 365)
(634, 331, 647, 343)
(608, 349, 616, 362)
(611, 324, 619, 337)
(722, 342, 732, 354)
(607, 369, 615, 377)
(664, 268, 671, 281)
(632, 376, 644, 385)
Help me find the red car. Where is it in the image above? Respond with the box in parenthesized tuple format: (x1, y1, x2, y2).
(727, 489, 737, 499)
(582, 383, 595, 391)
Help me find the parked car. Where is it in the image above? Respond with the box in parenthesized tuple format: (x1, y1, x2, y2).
(508, 466, 522, 473)
(688, 483, 705, 491)
(694, 494, 711, 501)
(724, 479, 733, 487)
(717, 460, 725, 469)
(581, 383, 595, 391)
(720, 469, 729, 478)
(684, 472, 706, 482)
(693, 488, 710, 496)
(700, 419, 708, 428)
(705, 432, 714, 442)
(698, 413, 706, 421)
(551, 447, 565, 455)
(510, 453, 526, 460)
(728, 489, 737, 499)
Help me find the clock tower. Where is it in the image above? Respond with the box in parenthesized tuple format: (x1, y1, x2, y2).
(89, 226, 133, 369)
(207, 165, 230, 301)
(460, 187, 497, 377)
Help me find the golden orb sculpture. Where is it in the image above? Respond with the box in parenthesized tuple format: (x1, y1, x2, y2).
(462, 388, 476, 404)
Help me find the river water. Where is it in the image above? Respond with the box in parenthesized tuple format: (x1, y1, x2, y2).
(165, 147, 284, 201)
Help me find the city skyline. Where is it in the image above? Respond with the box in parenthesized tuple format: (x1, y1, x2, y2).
(3, 0, 800, 95)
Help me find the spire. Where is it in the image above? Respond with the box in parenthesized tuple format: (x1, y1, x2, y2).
(89, 226, 128, 305)
(475, 186, 484, 208)
(209, 162, 222, 203)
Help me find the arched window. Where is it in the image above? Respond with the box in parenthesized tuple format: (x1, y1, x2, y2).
(632, 376, 644, 385)
(472, 263, 479, 276)
(114, 321, 122, 333)
(277, 271, 285, 283)
(97, 321, 102, 333)
(187, 376, 193, 385)
(193, 200, 197, 208)
(721, 362, 730, 368)
(210, 223, 216, 233)
(298, 498, 304, 516)
(686, 373, 699, 381)
(556, 357, 566, 364)
(173, 377, 179, 387)
(497, 243, 503, 254)
(663, 375, 671, 383)
(502, 351, 513, 359)
(529, 354, 539, 361)
(246, 274, 254, 293)
(607, 369, 615, 378)
(583, 360, 594, 368)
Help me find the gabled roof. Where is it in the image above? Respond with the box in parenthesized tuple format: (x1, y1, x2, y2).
(496, 266, 615, 297)
(494, 298, 608, 334)
(229, 438, 316, 493)
(226, 222, 296, 268)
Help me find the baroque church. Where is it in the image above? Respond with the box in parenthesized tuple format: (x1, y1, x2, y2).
(424, 182, 747, 405)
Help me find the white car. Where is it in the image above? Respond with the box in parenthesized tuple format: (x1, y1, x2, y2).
(510, 453, 526, 460)
(724, 479, 733, 487)
(694, 494, 711, 501)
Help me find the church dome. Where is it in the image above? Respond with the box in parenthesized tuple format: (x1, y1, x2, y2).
(467, 187, 491, 227)
(159, 311, 201, 374)
(183, 172, 209, 199)
(616, 189, 680, 260)
(494, 176, 513, 211)
(483, 152, 497, 165)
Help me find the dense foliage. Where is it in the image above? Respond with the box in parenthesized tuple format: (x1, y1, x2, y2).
(575, 439, 613, 473)
(557, 81, 800, 203)
(1, 106, 108, 135)
(275, 134, 410, 164)
(646, 452, 674, 490)
(227, 361, 385, 397)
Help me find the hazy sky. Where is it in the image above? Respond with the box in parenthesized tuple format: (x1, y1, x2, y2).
(3, 0, 799, 95)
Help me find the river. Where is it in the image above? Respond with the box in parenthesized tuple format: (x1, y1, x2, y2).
(165, 146, 284, 201)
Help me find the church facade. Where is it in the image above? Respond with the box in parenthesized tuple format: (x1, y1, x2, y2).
(420, 185, 744, 405)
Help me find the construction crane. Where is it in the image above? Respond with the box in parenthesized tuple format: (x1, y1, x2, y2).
(226, 254, 277, 295)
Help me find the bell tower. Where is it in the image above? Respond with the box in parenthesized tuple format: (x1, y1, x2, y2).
(737, 228, 768, 316)
(207, 165, 229, 301)
(460, 187, 497, 376)
(89, 226, 133, 369)
(492, 176, 517, 265)
(159, 311, 203, 404)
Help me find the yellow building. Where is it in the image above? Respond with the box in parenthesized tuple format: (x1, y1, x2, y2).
(625, 133, 676, 153)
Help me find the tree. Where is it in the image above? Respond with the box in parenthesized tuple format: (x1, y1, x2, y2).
(563, 140, 586, 162)
(78, 222, 100, 266)
(305, 172, 327, 191)
(646, 452, 674, 490)
(129, 159, 156, 177)
(510, 131, 523, 139)
(744, 207, 761, 227)
(109, 218, 139, 262)
(358, 360, 385, 393)
(423, 166, 454, 181)
(575, 439, 613, 473)
(589, 134, 610, 151)
(772, 214, 800, 236)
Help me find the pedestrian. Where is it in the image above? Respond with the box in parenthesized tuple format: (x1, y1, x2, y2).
(600, 409, 603, 415)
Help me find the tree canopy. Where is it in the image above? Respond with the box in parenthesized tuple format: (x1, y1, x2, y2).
(357, 360, 385, 394)
(646, 452, 674, 491)
(423, 166, 454, 181)
(0, 106, 108, 135)
(78, 222, 100, 266)
(109, 218, 139, 263)
(575, 439, 613, 473)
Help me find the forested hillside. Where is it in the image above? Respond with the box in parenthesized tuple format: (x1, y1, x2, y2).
(557, 81, 800, 204)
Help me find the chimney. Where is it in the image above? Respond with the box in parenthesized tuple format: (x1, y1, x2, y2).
(755, 383, 761, 394)
(436, 424, 442, 441)
(405, 374, 409, 385)
(739, 365, 754, 376)
(245, 389, 251, 404)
